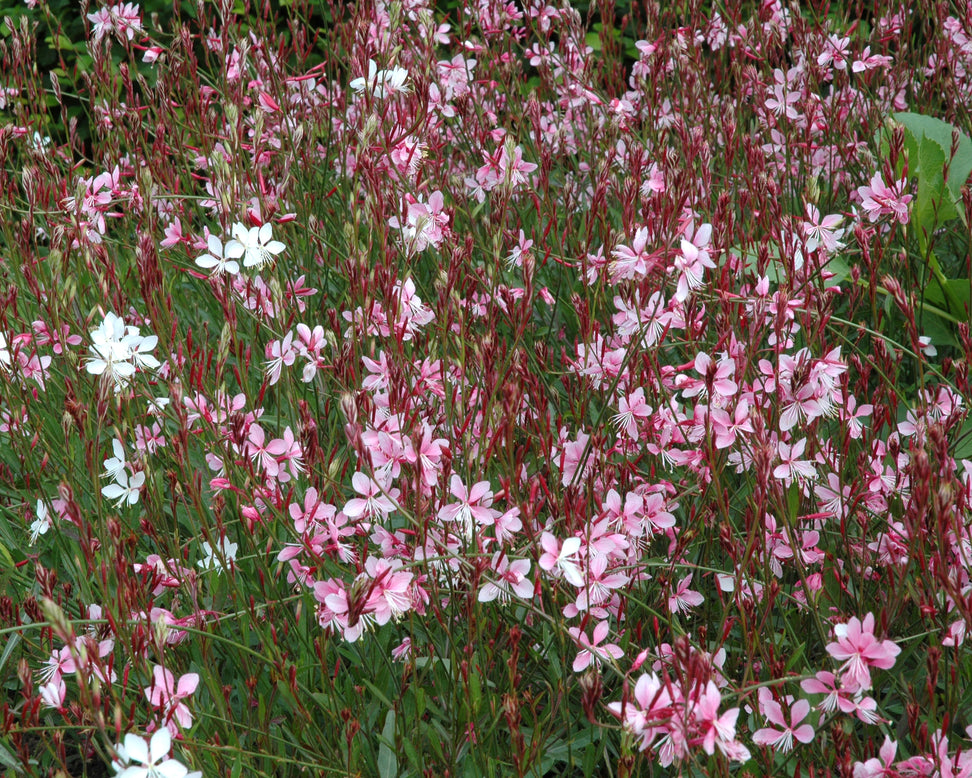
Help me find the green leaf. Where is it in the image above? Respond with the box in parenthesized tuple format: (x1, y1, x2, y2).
(359, 677, 395, 709)
(377, 710, 397, 778)
(919, 251, 968, 321)
(0, 632, 21, 674)
(0, 741, 22, 773)
(914, 135, 951, 234)
(954, 417, 972, 459)
(585, 27, 603, 52)
(891, 112, 972, 226)
(920, 273, 971, 320)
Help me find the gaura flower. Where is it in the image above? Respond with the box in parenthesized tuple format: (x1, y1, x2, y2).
(224, 222, 285, 270)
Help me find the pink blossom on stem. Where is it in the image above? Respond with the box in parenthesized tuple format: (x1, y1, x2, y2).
(568, 620, 624, 671)
(857, 172, 912, 224)
(144, 665, 199, 732)
(752, 698, 815, 752)
(826, 613, 900, 692)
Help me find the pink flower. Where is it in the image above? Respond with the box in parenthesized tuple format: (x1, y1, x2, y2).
(857, 172, 912, 224)
(556, 429, 592, 487)
(606, 672, 674, 751)
(693, 681, 745, 758)
(362, 558, 414, 625)
(144, 665, 199, 731)
(853, 736, 899, 778)
(437, 474, 498, 541)
(613, 387, 652, 440)
(478, 552, 533, 603)
(752, 698, 815, 752)
(568, 620, 624, 671)
(667, 573, 704, 614)
(826, 613, 900, 692)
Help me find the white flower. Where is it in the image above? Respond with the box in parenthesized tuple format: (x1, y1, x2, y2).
(350, 59, 410, 98)
(113, 728, 197, 778)
(101, 470, 145, 508)
(128, 334, 161, 371)
(87, 339, 137, 385)
(195, 233, 239, 276)
(102, 439, 127, 481)
(198, 537, 238, 574)
(29, 500, 51, 545)
(85, 312, 160, 388)
(224, 222, 285, 270)
(0, 332, 11, 371)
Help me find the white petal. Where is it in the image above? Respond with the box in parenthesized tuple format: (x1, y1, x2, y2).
(224, 241, 244, 259)
(102, 484, 125, 500)
(147, 727, 171, 761)
(123, 733, 150, 764)
(157, 759, 189, 778)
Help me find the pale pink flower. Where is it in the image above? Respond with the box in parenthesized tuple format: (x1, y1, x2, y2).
(144, 665, 199, 731)
(773, 438, 816, 483)
(437, 474, 498, 540)
(195, 233, 239, 276)
(343, 472, 398, 522)
(667, 573, 704, 614)
(853, 736, 899, 778)
(693, 681, 744, 757)
(826, 613, 900, 692)
(672, 225, 716, 302)
(225, 222, 285, 270)
(802, 203, 845, 253)
(478, 553, 533, 603)
(752, 698, 814, 752)
(857, 172, 912, 224)
(568, 620, 624, 671)
(112, 727, 197, 778)
(538, 533, 585, 587)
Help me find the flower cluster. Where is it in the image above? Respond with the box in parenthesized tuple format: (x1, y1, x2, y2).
(85, 312, 160, 390)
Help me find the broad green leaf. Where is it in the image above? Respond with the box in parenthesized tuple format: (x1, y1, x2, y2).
(377, 710, 398, 778)
(920, 275, 971, 315)
(914, 135, 951, 234)
(919, 252, 968, 321)
(891, 112, 972, 227)
(954, 417, 972, 459)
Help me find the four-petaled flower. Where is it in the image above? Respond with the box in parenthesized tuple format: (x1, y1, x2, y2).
(752, 698, 815, 752)
(144, 665, 200, 731)
(195, 233, 240, 276)
(826, 613, 901, 692)
(224, 222, 285, 270)
(568, 620, 624, 671)
(112, 728, 198, 778)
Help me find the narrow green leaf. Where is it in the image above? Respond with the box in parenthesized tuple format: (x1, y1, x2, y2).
(0, 740, 22, 772)
(0, 632, 21, 674)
